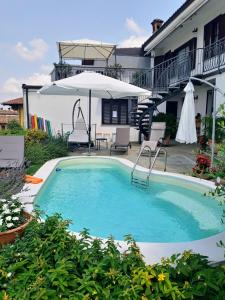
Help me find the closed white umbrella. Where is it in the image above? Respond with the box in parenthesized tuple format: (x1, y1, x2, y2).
(38, 71, 151, 152)
(175, 81, 197, 144)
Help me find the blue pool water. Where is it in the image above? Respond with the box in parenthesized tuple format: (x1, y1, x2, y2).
(35, 158, 225, 242)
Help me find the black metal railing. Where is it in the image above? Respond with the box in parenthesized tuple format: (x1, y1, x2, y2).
(51, 64, 149, 85)
(52, 37, 225, 93)
(132, 36, 225, 92)
(203, 36, 225, 72)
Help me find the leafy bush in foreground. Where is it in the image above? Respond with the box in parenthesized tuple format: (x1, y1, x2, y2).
(0, 214, 224, 299)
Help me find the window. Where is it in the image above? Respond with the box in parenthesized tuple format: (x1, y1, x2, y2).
(102, 99, 129, 125)
(166, 101, 178, 118)
(204, 14, 225, 49)
(82, 60, 94, 66)
(206, 90, 214, 116)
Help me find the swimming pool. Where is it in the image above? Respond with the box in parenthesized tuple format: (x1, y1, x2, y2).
(35, 157, 224, 243)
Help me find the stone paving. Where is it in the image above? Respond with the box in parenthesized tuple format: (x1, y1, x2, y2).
(69, 141, 198, 175)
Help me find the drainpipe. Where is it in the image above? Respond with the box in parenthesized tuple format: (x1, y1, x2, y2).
(22, 84, 30, 129)
(190, 76, 225, 167)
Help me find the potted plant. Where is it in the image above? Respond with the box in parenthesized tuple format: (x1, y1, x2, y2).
(153, 112, 177, 145)
(192, 153, 211, 178)
(0, 165, 32, 245)
(0, 195, 32, 245)
(202, 114, 225, 152)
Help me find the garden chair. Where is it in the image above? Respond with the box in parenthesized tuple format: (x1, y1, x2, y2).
(68, 117, 89, 148)
(140, 122, 166, 153)
(110, 128, 131, 155)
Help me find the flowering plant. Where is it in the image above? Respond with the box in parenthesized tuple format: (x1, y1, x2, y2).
(0, 196, 25, 232)
(192, 154, 211, 176)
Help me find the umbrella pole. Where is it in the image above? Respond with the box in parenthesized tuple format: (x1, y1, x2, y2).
(88, 90, 91, 155)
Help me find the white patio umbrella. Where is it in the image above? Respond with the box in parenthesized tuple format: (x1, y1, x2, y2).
(175, 81, 197, 144)
(38, 71, 151, 152)
(57, 39, 116, 61)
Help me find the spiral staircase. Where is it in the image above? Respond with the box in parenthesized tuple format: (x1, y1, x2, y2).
(130, 49, 202, 140)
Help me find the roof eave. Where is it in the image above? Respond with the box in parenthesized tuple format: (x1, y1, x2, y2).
(143, 0, 208, 53)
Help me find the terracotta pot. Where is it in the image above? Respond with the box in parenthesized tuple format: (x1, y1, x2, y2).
(162, 135, 171, 146)
(0, 211, 32, 245)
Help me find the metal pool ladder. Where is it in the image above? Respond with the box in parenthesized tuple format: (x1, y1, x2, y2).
(131, 146, 167, 189)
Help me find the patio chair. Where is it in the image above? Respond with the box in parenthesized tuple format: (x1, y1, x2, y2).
(140, 122, 166, 153)
(0, 136, 25, 168)
(68, 117, 89, 147)
(110, 128, 131, 155)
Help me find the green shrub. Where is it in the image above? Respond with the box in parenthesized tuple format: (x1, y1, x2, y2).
(25, 137, 68, 173)
(202, 115, 225, 143)
(0, 214, 224, 299)
(0, 120, 25, 136)
(25, 142, 49, 166)
(7, 120, 23, 132)
(153, 113, 177, 138)
(25, 129, 48, 144)
(43, 138, 68, 159)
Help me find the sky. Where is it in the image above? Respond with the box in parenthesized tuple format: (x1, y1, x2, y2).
(0, 0, 184, 102)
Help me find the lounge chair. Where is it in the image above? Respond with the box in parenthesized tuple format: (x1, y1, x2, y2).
(68, 117, 89, 147)
(140, 122, 166, 153)
(0, 136, 25, 168)
(110, 128, 131, 155)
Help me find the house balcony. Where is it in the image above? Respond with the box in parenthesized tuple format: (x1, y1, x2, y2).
(132, 36, 225, 92)
(51, 64, 150, 86)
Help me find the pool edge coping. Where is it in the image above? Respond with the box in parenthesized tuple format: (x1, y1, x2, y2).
(19, 156, 225, 264)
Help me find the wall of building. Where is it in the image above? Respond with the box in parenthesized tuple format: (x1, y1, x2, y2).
(214, 73, 225, 109)
(0, 111, 19, 129)
(94, 54, 150, 69)
(23, 88, 139, 142)
(150, 0, 225, 71)
(157, 84, 209, 120)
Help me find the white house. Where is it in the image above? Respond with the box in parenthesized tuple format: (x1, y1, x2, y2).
(23, 0, 225, 141)
(23, 44, 149, 141)
(142, 0, 225, 119)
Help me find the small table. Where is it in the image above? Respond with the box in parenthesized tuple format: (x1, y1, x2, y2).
(96, 138, 108, 150)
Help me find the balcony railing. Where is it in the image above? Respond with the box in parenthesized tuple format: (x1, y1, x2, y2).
(203, 36, 225, 72)
(51, 64, 149, 85)
(133, 36, 225, 92)
(52, 37, 225, 93)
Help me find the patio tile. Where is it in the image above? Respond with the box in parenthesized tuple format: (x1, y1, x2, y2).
(68, 142, 197, 175)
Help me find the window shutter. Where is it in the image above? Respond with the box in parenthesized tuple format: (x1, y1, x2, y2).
(120, 102, 128, 124)
(219, 14, 225, 40)
(204, 22, 211, 47)
(102, 100, 111, 124)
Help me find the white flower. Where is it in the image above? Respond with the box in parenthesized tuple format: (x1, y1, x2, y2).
(2, 204, 8, 210)
(12, 217, 19, 221)
(0, 199, 6, 203)
(0, 218, 3, 226)
(7, 272, 12, 277)
(6, 223, 14, 228)
(6, 216, 12, 221)
(13, 208, 21, 213)
(11, 195, 18, 200)
(2, 209, 10, 215)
